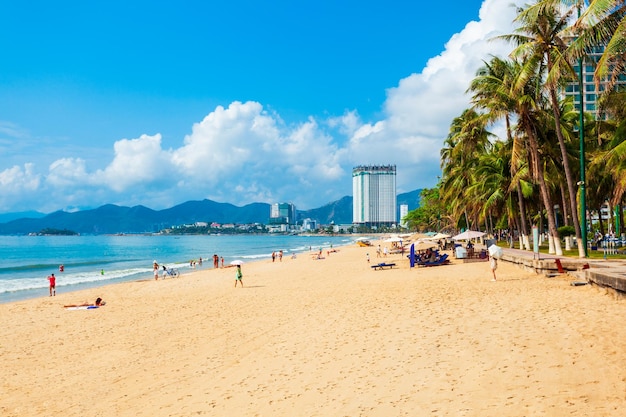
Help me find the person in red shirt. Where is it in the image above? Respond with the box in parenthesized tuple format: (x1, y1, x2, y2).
(48, 273, 56, 296)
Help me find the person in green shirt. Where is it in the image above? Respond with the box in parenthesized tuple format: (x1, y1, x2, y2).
(235, 264, 244, 288)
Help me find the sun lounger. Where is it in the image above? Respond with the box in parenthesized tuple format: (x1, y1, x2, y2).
(420, 254, 450, 267)
(371, 263, 396, 270)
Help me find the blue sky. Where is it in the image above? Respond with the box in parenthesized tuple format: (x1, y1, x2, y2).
(0, 0, 524, 214)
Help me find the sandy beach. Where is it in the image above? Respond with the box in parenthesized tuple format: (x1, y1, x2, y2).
(1, 242, 625, 417)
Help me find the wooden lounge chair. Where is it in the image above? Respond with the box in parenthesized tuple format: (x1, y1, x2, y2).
(371, 262, 396, 270)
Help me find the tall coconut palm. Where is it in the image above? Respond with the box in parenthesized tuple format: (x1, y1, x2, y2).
(553, 0, 626, 93)
(511, 60, 564, 255)
(440, 109, 492, 230)
(502, 3, 586, 257)
(468, 140, 513, 233)
(469, 56, 534, 249)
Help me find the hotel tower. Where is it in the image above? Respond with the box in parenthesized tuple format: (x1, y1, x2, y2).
(352, 165, 397, 227)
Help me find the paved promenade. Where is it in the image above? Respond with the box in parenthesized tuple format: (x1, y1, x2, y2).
(498, 247, 626, 295)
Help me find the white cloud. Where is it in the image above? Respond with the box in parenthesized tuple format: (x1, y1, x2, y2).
(0, 0, 526, 213)
(345, 0, 523, 194)
(47, 158, 90, 187)
(0, 163, 41, 211)
(97, 134, 174, 192)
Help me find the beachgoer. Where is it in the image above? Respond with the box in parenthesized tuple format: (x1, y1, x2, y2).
(221, 257, 224, 268)
(59, 264, 64, 272)
(48, 273, 56, 296)
(101, 269, 104, 275)
(235, 264, 243, 287)
(383, 247, 388, 257)
(153, 261, 159, 280)
(213, 254, 219, 268)
(490, 257, 498, 281)
(162, 265, 168, 279)
(272, 252, 276, 262)
(64, 298, 105, 308)
(279, 250, 283, 262)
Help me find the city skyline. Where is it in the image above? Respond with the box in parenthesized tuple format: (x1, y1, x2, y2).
(0, 0, 525, 214)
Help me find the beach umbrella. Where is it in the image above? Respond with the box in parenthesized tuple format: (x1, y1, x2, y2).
(384, 237, 403, 243)
(451, 230, 486, 240)
(428, 232, 451, 240)
(488, 245, 503, 258)
(410, 243, 415, 268)
(413, 241, 437, 251)
(410, 233, 430, 240)
(230, 260, 245, 266)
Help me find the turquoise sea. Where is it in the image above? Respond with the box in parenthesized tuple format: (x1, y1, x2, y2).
(0, 234, 355, 304)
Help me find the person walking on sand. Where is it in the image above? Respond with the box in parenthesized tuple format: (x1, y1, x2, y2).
(153, 261, 159, 281)
(235, 264, 243, 287)
(48, 273, 56, 296)
(490, 257, 498, 282)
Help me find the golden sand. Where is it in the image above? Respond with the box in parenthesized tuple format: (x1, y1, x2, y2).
(1, 242, 625, 416)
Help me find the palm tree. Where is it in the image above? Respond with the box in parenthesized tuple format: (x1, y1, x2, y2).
(469, 56, 533, 249)
(503, 3, 586, 257)
(440, 109, 492, 231)
(511, 61, 564, 255)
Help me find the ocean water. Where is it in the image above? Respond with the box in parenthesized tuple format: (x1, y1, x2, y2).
(0, 234, 354, 304)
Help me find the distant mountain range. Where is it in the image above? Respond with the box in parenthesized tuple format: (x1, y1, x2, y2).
(0, 189, 422, 235)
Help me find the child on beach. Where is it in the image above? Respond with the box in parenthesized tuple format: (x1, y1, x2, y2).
(235, 265, 243, 287)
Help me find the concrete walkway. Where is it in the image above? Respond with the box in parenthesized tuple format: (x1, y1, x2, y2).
(498, 247, 626, 295)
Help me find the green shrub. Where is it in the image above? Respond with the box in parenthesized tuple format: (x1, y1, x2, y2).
(558, 225, 575, 238)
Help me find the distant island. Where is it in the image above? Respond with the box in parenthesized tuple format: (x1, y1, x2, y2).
(33, 228, 79, 236)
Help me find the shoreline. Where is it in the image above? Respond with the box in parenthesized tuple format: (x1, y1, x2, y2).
(2, 241, 625, 416)
(0, 234, 357, 306)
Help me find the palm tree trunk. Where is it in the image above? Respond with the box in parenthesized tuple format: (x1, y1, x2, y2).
(560, 183, 569, 227)
(525, 122, 563, 255)
(516, 183, 530, 250)
(548, 87, 584, 257)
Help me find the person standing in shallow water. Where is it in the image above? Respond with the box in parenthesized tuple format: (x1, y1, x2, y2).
(235, 265, 243, 287)
(48, 273, 56, 296)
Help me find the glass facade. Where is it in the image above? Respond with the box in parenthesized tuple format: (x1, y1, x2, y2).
(352, 165, 397, 226)
(269, 203, 296, 225)
(563, 41, 626, 120)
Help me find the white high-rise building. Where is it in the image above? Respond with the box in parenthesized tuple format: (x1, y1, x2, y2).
(352, 165, 397, 227)
(400, 204, 409, 228)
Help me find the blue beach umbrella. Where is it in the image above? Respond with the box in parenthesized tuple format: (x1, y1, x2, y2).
(410, 243, 415, 268)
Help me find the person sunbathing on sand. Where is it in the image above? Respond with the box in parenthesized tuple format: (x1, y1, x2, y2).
(64, 298, 106, 308)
